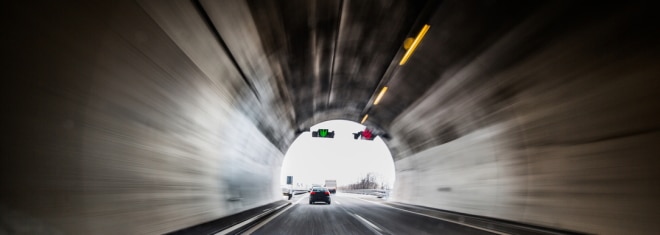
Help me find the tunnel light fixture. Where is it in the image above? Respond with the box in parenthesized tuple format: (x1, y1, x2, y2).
(399, 24, 431, 66)
(373, 87, 389, 105)
(360, 114, 369, 124)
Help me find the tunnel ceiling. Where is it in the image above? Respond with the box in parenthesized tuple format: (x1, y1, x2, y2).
(244, 0, 430, 131)
(191, 0, 547, 137)
(135, 0, 646, 156)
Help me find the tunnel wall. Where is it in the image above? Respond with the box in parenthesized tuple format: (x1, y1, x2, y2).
(389, 5, 660, 234)
(2, 1, 289, 234)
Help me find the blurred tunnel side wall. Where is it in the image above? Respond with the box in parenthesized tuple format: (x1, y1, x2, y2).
(388, 4, 660, 234)
(2, 1, 287, 234)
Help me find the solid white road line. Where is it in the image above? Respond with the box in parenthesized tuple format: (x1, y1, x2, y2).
(238, 196, 308, 235)
(293, 195, 307, 205)
(214, 201, 291, 235)
(351, 196, 509, 235)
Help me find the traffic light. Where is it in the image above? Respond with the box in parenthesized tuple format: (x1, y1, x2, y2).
(353, 128, 376, 140)
(312, 129, 334, 138)
(353, 132, 361, 139)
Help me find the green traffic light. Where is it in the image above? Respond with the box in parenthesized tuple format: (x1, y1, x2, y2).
(319, 129, 328, 137)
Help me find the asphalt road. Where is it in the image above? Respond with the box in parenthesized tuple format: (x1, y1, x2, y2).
(245, 193, 501, 235)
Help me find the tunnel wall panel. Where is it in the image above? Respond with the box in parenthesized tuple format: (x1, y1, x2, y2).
(2, 1, 286, 234)
(393, 128, 660, 235)
(389, 4, 660, 234)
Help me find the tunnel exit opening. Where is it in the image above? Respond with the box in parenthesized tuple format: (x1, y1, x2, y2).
(280, 120, 395, 195)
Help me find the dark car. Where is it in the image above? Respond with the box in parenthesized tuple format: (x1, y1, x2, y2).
(309, 187, 331, 204)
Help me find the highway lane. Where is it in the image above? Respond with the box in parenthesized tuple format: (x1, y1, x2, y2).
(247, 193, 500, 235)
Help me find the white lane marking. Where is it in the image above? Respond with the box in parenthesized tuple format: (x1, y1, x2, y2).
(214, 201, 291, 235)
(238, 195, 309, 235)
(335, 201, 341, 205)
(352, 213, 384, 235)
(240, 203, 296, 234)
(293, 194, 307, 205)
(350, 196, 509, 235)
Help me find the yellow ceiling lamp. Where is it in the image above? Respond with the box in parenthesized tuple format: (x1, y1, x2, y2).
(360, 114, 369, 124)
(399, 24, 431, 66)
(373, 86, 388, 105)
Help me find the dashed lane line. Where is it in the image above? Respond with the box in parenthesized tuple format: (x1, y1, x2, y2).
(351, 213, 385, 235)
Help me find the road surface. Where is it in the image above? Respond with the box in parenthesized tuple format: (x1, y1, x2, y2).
(246, 193, 501, 235)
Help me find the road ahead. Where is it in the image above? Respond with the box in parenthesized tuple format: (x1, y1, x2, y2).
(245, 193, 500, 235)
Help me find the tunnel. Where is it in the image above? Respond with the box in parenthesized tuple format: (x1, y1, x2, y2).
(2, 0, 659, 234)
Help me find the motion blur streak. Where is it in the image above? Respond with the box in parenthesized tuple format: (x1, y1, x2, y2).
(1, 0, 659, 234)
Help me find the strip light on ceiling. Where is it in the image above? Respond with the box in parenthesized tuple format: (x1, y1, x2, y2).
(373, 86, 389, 105)
(360, 114, 369, 124)
(399, 24, 431, 66)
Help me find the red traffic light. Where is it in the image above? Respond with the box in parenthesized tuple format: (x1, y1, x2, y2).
(362, 129, 373, 139)
(353, 128, 376, 140)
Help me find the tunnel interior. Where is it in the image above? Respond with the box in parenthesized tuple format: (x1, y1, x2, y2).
(2, 0, 660, 234)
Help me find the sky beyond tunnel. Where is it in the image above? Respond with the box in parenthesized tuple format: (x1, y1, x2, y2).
(280, 120, 395, 189)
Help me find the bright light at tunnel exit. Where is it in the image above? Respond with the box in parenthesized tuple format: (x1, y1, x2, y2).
(280, 120, 395, 190)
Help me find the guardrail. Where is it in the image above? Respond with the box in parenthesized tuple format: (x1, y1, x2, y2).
(341, 189, 390, 198)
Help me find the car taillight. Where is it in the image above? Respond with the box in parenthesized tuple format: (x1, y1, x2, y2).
(310, 191, 316, 195)
(324, 192, 330, 196)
